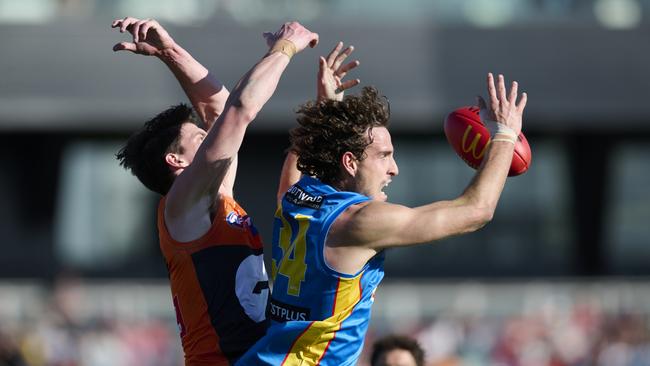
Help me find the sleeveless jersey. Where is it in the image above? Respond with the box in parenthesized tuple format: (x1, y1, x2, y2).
(158, 196, 270, 365)
(237, 176, 385, 366)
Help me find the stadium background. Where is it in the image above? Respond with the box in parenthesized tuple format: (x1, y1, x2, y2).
(1, 0, 649, 365)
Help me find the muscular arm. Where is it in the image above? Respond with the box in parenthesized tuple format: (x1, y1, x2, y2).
(158, 47, 228, 128)
(112, 17, 237, 194)
(166, 52, 290, 219)
(327, 73, 527, 273)
(332, 140, 514, 248)
(112, 17, 229, 127)
(165, 23, 319, 231)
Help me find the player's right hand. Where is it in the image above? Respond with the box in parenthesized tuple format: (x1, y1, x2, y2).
(111, 17, 175, 56)
(263, 22, 319, 54)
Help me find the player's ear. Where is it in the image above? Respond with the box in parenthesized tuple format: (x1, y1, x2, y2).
(341, 151, 358, 177)
(165, 153, 188, 169)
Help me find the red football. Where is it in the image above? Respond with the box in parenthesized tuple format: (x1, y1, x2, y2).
(444, 106, 531, 176)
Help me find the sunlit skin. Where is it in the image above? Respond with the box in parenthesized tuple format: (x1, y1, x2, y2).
(376, 349, 418, 366)
(167, 122, 207, 173)
(348, 126, 399, 202)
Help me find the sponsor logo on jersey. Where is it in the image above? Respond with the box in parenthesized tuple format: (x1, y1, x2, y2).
(285, 185, 323, 209)
(269, 298, 310, 322)
(226, 211, 259, 235)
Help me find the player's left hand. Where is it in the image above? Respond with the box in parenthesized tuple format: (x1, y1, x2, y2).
(111, 17, 175, 56)
(317, 42, 360, 101)
(478, 73, 527, 136)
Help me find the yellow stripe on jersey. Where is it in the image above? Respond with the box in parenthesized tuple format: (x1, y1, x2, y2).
(281, 274, 362, 365)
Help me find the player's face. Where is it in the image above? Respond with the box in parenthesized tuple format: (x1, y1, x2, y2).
(377, 349, 418, 366)
(176, 122, 207, 166)
(354, 127, 399, 202)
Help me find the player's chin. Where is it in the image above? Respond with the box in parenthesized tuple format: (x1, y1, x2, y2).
(372, 191, 388, 202)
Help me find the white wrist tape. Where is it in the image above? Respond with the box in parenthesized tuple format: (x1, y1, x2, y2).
(484, 120, 517, 142)
(490, 138, 516, 145)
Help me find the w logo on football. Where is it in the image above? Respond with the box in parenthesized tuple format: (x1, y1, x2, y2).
(461, 125, 488, 160)
(444, 106, 531, 176)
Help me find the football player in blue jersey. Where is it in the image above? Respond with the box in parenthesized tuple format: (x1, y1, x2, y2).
(238, 72, 527, 365)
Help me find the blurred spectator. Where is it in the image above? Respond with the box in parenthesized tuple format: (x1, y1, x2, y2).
(0, 329, 27, 366)
(370, 334, 425, 366)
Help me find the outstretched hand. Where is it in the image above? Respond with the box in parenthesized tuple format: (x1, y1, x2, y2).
(317, 42, 360, 101)
(111, 17, 175, 56)
(478, 73, 527, 135)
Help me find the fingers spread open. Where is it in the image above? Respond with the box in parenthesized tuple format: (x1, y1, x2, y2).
(336, 60, 359, 79)
(497, 74, 508, 103)
(326, 42, 343, 67)
(517, 92, 528, 111)
(508, 81, 518, 104)
(487, 73, 499, 109)
(332, 45, 354, 70)
(338, 78, 360, 93)
(318, 56, 327, 79)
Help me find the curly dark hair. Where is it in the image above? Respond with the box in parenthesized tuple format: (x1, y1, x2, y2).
(116, 103, 201, 195)
(290, 86, 390, 185)
(370, 334, 425, 366)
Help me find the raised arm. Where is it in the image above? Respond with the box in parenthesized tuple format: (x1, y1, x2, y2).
(276, 42, 361, 205)
(328, 73, 527, 272)
(111, 17, 228, 127)
(166, 22, 318, 230)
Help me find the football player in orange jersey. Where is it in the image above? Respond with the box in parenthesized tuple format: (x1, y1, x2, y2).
(111, 17, 360, 365)
(112, 18, 318, 365)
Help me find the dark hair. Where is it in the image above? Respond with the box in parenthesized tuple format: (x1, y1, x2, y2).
(116, 103, 200, 195)
(290, 86, 390, 185)
(370, 334, 425, 366)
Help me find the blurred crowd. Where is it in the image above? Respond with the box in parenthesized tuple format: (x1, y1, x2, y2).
(0, 309, 180, 366)
(1, 283, 649, 366)
(394, 304, 650, 365)
(0, 319, 178, 366)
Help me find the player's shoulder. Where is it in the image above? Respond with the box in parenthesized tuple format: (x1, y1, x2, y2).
(335, 200, 412, 235)
(331, 200, 381, 232)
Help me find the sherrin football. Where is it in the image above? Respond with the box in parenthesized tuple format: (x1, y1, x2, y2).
(444, 106, 531, 176)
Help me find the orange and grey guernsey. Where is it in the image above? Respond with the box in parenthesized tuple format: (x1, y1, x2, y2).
(236, 176, 385, 366)
(157, 196, 270, 366)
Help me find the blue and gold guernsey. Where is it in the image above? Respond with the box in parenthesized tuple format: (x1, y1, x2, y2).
(236, 176, 385, 366)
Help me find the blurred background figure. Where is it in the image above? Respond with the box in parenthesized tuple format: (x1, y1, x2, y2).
(1, 0, 650, 365)
(370, 335, 425, 366)
(0, 329, 27, 366)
